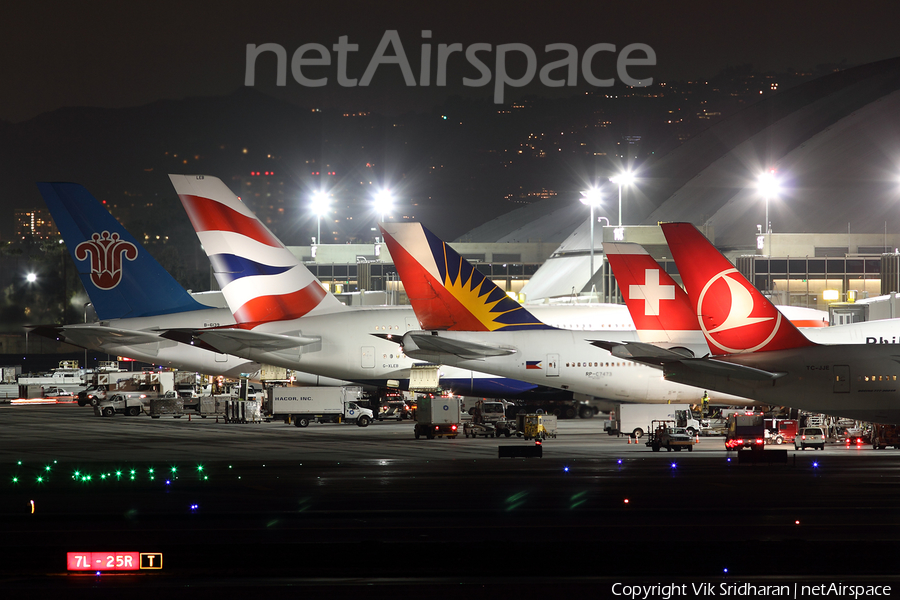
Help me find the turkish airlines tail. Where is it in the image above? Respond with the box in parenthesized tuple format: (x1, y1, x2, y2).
(37, 182, 207, 321)
(659, 223, 815, 355)
(379, 222, 553, 331)
(169, 174, 345, 327)
(603, 242, 707, 348)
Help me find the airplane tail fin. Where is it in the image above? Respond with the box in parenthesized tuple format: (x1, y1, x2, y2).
(380, 222, 553, 331)
(659, 223, 815, 354)
(37, 182, 207, 320)
(604, 242, 707, 347)
(169, 174, 345, 327)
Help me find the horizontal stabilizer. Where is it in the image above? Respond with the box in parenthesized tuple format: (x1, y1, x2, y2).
(403, 332, 516, 360)
(30, 324, 166, 349)
(196, 329, 319, 354)
(589, 340, 696, 366)
(668, 358, 786, 382)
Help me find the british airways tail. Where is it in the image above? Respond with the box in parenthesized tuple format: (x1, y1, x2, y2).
(603, 242, 707, 348)
(37, 182, 207, 321)
(659, 222, 815, 355)
(169, 174, 345, 327)
(379, 222, 553, 331)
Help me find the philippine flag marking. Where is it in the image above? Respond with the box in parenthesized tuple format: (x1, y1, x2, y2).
(526, 361, 542, 370)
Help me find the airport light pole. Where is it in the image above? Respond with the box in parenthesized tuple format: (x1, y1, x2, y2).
(757, 169, 779, 254)
(310, 191, 329, 244)
(373, 188, 394, 224)
(580, 187, 603, 292)
(609, 170, 635, 226)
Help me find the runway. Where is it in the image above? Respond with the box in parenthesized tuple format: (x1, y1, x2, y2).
(2, 403, 899, 597)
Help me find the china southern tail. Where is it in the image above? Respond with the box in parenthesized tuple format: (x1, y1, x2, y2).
(32, 182, 261, 378)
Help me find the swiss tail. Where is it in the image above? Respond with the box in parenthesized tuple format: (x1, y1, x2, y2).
(660, 223, 815, 355)
(37, 182, 206, 320)
(169, 174, 345, 327)
(604, 242, 706, 347)
(380, 222, 553, 331)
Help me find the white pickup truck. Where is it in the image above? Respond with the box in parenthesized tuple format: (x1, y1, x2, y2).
(94, 393, 149, 417)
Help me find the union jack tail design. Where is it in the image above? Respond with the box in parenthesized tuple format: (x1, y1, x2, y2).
(660, 223, 815, 355)
(380, 222, 553, 331)
(37, 182, 206, 320)
(169, 175, 345, 327)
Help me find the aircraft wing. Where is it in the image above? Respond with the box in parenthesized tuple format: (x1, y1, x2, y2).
(589, 340, 696, 368)
(163, 328, 321, 354)
(402, 332, 516, 360)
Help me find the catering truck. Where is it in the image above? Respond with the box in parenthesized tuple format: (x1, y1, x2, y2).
(610, 404, 705, 439)
(414, 396, 461, 439)
(265, 386, 373, 428)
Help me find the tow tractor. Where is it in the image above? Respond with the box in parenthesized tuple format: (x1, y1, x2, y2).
(646, 420, 696, 452)
(464, 400, 513, 438)
(463, 421, 510, 438)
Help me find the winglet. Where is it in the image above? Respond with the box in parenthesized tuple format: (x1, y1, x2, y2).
(37, 182, 206, 320)
(380, 222, 553, 331)
(169, 174, 345, 327)
(660, 223, 815, 354)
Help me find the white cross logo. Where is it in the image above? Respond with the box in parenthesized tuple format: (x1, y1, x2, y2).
(629, 268, 675, 316)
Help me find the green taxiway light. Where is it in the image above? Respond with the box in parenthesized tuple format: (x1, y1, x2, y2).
(44, 465, 51, 472)
(12, 477, 18, 484)
(170, 467, 177, 474)
(36, 476, 43, 483)
(197, 465, 204, 472)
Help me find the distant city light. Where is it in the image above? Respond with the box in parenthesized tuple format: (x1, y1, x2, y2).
(26, 273, 36, 283)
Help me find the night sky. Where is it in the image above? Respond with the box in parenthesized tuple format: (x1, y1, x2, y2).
(4, 0, 898, 123)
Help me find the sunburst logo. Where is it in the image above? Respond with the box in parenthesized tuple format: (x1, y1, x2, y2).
(440, 242, 548, 331)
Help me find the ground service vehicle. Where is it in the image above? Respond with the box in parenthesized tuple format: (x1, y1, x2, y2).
(414, 396, 460, 439)
(94, 393, 148, 417)
(764, 418, 798, 445)
(871, 424, 900, 449)
(518, 414, 558, 440)
(43, 386, 74, 397)
(470, 400, 512, 436)
(613, 404, 704, 439)
(266, 386, 373, 428)
(725, 413, 766, 450)
(646, 420, 695, 452)
(795, 427, 826, 450)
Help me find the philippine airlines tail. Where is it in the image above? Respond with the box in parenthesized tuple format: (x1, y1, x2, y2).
(660, 223, 815, 355)
(37, 182, 207, 321)
(379, 222, 553, 332)
(169, 175, 345, 327)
